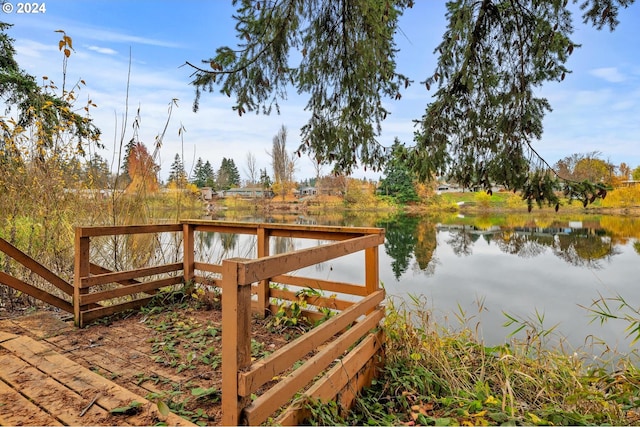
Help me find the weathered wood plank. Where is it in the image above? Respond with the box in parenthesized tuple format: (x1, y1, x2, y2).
(272, 274, 368, 296)
(0, 332, 17, 343)
(0, 364, 65, 426)
(0, 352, 118, 426)
(0, 237, 73, 296)
(79, 276, 182, 306)
(2, 335, 195, 426)
(80, 263, 183, 288)
(239, 290, 384, 396)
(0, 272, 73, 313)
(238, 234, 385, 285)
(242, 308, 385, 426)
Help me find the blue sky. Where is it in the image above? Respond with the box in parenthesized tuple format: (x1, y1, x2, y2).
(2, 1, 639, 183)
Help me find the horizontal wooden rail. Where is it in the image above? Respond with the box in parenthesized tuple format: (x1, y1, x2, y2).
(76, 224, 182, 238)
(79, 276, 182, 306)
(90, 263, 141, 285)
(184, 220, 383, 240)
(193, 262, 222, 274)
(238, 290, 384, 396)
(80, 296, 155, 324)
(272, 274, 368, 297)
(80, 263, 182, 288)
(236, 234, 384, 286)
(242, 308, 385, 426)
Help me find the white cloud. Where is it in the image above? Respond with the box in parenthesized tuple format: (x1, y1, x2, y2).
(590, 67, 625, 83)
(87, 45, 117, 55)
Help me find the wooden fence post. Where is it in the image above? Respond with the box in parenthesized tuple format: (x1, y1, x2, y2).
(256, 226, 270, 317)
(365, 244, 379, 296)
(183, 223, 195, 284)
(74, 229, 90, 327)
(221, 258, 252, 426)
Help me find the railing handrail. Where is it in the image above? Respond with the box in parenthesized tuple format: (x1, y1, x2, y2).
(182, 219, 384, 237)
(229, 233, 384, 286)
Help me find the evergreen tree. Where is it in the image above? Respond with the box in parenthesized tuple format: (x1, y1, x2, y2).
(167, 153, 187, 187)
(203, 160, 216, 188)
(217, 158, 240, 190)
(378, 139, 418, 204)
(118, 138, 137, 187)
(192, 157, 217, 188)
(192, 157, 206, 187)
(187, 0, 632, 208)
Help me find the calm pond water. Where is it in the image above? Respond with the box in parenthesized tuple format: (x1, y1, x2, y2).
(198, 211, 640, 357)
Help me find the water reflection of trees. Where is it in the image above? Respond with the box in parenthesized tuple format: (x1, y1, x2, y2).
(493, 232, 550, 258)
(551, 233, 620, 269)
(379, 214, 438, 279)
(379, 215, 633, 280)
(445, 226, 476, 257)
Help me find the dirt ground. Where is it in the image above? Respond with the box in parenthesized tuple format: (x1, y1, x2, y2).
(0, 294, 294, 426)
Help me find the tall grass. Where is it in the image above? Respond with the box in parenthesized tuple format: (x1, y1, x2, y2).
(306, 295, 640, 426)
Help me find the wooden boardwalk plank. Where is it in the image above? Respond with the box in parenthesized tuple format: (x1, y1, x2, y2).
(0, 353, 116, 426)
(0, 332, 16, 343)
(0, 378, 64, 426)
(46, 330, 187, 390)
(1, 335, 195, 426)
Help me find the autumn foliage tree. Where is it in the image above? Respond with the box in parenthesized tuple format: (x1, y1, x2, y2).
(124, 142, 160, 195)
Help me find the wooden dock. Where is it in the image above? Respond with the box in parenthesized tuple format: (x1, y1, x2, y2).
(0, 326, 193, 426)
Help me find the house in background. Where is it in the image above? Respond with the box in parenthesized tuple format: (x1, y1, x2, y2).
(222, 188, 275, 198)
(294, 186, 318, 198)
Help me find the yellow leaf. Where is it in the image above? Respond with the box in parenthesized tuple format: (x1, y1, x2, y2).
(527, 413, 547, 425)
(472, 410, 487, 417)
(484, 395, 498, 405)
(58, 40, 65, 51)
(64, 35, 73, 49)
(64, 49, 71, 58)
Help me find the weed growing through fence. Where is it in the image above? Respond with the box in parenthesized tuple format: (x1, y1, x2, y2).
(266, 284, 336, 333)
(304, 295, 640, 426)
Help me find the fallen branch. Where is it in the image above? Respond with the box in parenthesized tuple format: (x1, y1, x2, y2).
(80, 393, 101, 417)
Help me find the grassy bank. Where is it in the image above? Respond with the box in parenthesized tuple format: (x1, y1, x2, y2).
(304, 297, 640, 426)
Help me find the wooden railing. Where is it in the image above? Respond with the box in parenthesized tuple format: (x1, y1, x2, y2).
(73, 224, 184, 326)
(0, 237, 74, 314)
(4, 220, 386, 424)
(179, 221, 385, 425)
